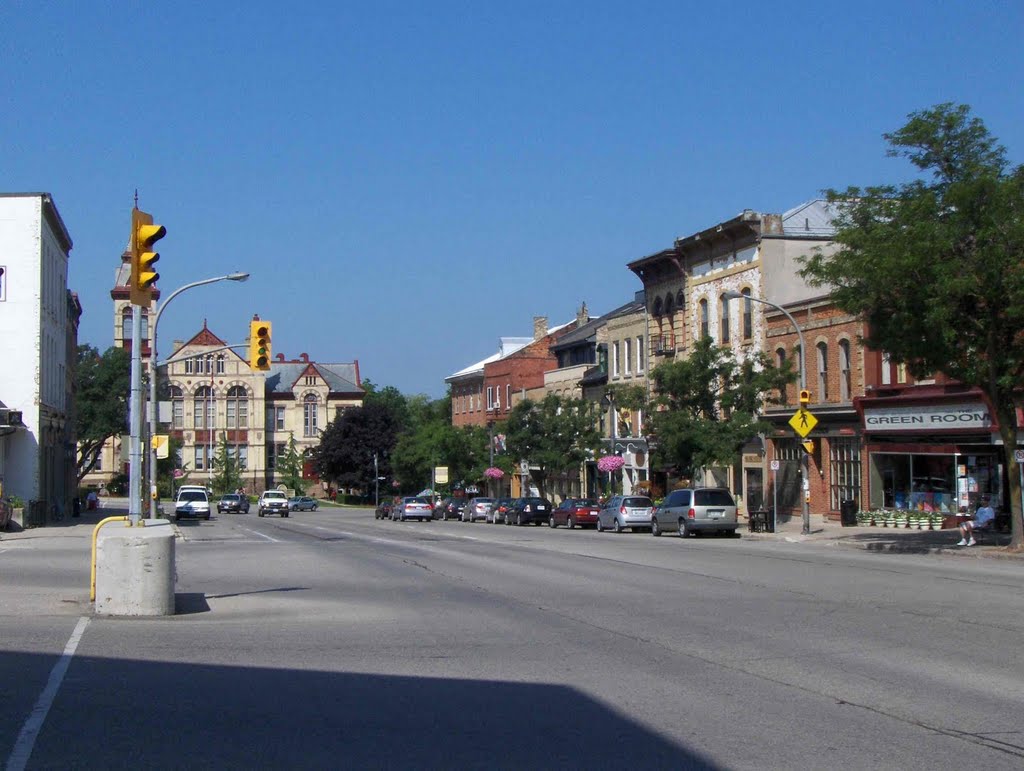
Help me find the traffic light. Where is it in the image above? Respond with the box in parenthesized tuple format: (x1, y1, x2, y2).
(799, 389, 811, 404)
(129, 207, 166, 306)
(250, 319, 272, 370)
(802, 439, 815, 455)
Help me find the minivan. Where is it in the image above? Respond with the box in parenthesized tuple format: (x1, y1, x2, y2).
(653, 487, 738, 538)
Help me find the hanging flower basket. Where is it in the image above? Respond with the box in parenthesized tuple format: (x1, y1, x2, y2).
(484, 467, 505, 479)
(597, 455, 625, 473)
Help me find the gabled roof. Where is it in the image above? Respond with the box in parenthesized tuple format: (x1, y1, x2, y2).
(780, 199, 840, 238)
(265, 362, 363, 396)
(550, 298, 645, 352)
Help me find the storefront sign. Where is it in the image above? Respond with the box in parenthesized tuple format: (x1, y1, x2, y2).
(863, 403, 992, 432)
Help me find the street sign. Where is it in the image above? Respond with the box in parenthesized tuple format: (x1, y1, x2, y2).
(770, 459, 780, 471)
(1015, 449, 1024, 463)
(434, 466, 449, 484)
(788, 408, 818, 438)
(151, 434, 169, 459)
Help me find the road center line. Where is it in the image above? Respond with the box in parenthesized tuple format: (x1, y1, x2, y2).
(7, 615, 90, 771)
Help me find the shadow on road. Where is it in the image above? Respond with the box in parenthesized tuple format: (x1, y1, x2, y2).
(5, 651, 720, 769)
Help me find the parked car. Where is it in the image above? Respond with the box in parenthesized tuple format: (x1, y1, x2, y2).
(394, 496, 433, 522)
(288, 495, 319, 511)
(375, 501, 394, 519)
(549, 497, 600, 528)
(597, 495, 654, 533)
(463, 496, 495, 522)
(490, 497, 514, 524)
(433, 497, 454, 520)
(444, 498, 468, 521)
(505, 496, 552, 526)
(652, 487, 738, 537)
(258, 489, 290, 518)
(216, 493, 250, 514)
(175, 489, 211, 521)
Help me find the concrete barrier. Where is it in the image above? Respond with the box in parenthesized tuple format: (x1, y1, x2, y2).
(95, 520, 176, 616)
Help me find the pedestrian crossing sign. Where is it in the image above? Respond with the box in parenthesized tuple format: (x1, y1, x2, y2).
(788, 408, 818, 438)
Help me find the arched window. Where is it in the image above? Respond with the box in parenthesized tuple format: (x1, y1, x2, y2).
(699, 298, 710, 339)
(839, 339, 852, 400)
(303, 394, 319, 437)
(776, 348, 788, 405)
(652, 296, 663, 316)
(817, 342, 829, 400)
(741, 288, 753, 340)
(226, 385, 248, 429)
(194, 386, 213, 429)
(719, 294, 730, 344)
(676, 288, 686, 310)
(664, 293, 675, 317)
(120, 307, 149, 341)
(170, 386, 184, 429)
(216, 354, 226, 375)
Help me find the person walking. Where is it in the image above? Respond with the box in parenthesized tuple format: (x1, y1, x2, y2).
(958, 495, 995, 546)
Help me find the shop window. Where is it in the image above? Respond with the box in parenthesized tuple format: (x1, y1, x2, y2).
(829, 438, 861, 511)
(869, 453, 956, 513)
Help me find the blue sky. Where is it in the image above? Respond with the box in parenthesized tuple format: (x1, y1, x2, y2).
(4, 1, 1022, 397)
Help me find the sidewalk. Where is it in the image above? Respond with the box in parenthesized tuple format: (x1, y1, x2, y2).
(744, 518, 1021, 558)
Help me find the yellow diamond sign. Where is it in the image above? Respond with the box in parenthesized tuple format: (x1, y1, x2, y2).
(789, 408, 818, 438)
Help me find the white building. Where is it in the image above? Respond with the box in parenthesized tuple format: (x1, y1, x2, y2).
(0, 193, 78, 517)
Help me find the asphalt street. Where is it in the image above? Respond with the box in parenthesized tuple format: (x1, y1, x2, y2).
(2, 505, 1022, 769)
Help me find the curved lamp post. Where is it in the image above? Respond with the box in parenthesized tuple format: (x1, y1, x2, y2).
(722, 289, 811, 535)
(148, 272, 250, 518)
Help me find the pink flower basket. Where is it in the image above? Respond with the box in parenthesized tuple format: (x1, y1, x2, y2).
(597, 455, 625, 473)
(484, 467, 505, 479)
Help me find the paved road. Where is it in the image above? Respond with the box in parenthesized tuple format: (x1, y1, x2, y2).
(2, 506, 1022, 769)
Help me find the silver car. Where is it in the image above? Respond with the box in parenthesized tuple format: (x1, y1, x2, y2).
(597, 495, 653, 533)
(463, 496, 495, 522)
(652, 487, 738, 538)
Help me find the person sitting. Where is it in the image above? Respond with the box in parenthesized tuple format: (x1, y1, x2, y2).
(958, 496, 995, 546)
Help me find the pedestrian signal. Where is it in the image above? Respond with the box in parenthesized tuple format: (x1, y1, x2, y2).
(799, 389, 811, 404)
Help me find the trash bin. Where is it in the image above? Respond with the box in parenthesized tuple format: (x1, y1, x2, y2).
(840, 499, 858, 527)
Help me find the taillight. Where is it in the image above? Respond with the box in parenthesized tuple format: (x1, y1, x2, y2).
(620, 505, 626, 514)
(687, 508, 696, 519)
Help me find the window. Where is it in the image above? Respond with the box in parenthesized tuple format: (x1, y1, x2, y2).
(304, 394, 319, 436)
(194, 445, 210, 471)
(121, 308, 132, 342)
(719, 294, 730, 344)
(839, 339, 852, 400)
(184, 357, 194, 375)
(612, 341, 620, 377)
(742, 288, 753, 340)
(305, 375, 315, 386)
(776, 348, 788, 405)
(897, 361, 908, 384)
(699, 299, 709, 339)
(216, 354, 225, 374)
(624, 338, 632, 374)
(652, 296, 663, 316)
(506, 384, 511, 412)
(171, 386, 184, 429)
(881, 352, 892, 385)
(817, 342, 829, 400)
(636, 336, 644, 372)
(486, 386, 494, 410)
(237, 445, 248, 471)
(194, 386, 213, 429)
(829, 438, 861, 511)
(226, 385, 248, 429)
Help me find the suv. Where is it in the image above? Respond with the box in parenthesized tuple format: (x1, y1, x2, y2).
(258, 490, 290, 518)
(653, 487, 738, 538)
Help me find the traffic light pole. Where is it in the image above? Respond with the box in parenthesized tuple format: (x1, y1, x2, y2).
(129, 305, 144, 524)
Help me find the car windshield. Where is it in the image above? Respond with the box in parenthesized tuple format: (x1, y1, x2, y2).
(179, 491, 207, 502)
(694, 490, 735, 506)
(409, 497, 430, 504)
(622, 497, 652, 507)
(221, 495, 239, 502)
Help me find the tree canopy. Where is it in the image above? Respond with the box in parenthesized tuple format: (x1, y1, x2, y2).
(311, 401, 402, 493)
(75, 344, 130, 482)
(648, 336, 793, 480)
(800, 102, 1024, 548)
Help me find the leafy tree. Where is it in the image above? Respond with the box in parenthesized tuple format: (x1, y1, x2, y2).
(74, 344, 130, 482)
(503, 393, 602, 500)
(648, 336, 793, 480)
(800, 103, 1024, 549)
(311, 402, 401, 494)
(210, 434, 244, 495)
(276, 435, 306, 494)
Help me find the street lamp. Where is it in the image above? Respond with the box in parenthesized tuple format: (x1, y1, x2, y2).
(722, 289, 811, 535)
(148, 272, 250, 518)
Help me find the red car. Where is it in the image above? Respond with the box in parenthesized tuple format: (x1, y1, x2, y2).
(549, 497, 601, 529)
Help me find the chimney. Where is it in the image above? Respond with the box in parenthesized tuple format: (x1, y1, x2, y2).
(576, 301, 589, 326)
(533, 316, 548, 340)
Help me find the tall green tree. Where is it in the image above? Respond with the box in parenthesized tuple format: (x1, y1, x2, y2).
(648, 336, 793, 480)
(210, 433, 244, 495)
(74, 344, 130, 482)
(503, 393, 602, 500)
(276, 435, 306, 494)
(800, 103, 1024, 549)
(311, 402, 401, 494)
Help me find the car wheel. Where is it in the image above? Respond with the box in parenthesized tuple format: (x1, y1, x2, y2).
(258, 511, 264, 517)
(596, 518, 604, 532)
(504, 514, 512, 526)
(282, 512, 289, 518)
(651, 518, 662, 537)
(566, 516, 574, 529)
(678, 519, 691, 538)
(516, 513, 523, 526)
(204, 513, 211, 521)
(549, 515, 556, 528)
(312, 504, 318, 511)
(613, 518, 622, 534)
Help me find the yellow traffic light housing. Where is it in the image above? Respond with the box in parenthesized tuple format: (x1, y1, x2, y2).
(802, 439, 815, 455)
(129, 207, 166, 306)
(250, 319, 272, 370)
(799, 389, 811, 405)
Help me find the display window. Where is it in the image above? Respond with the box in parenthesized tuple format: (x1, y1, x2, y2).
(868, 451, 1001, 513)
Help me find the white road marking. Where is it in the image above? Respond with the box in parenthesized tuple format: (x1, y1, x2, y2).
(234, 525, 282, 542)
(7, 616, 90, 771)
